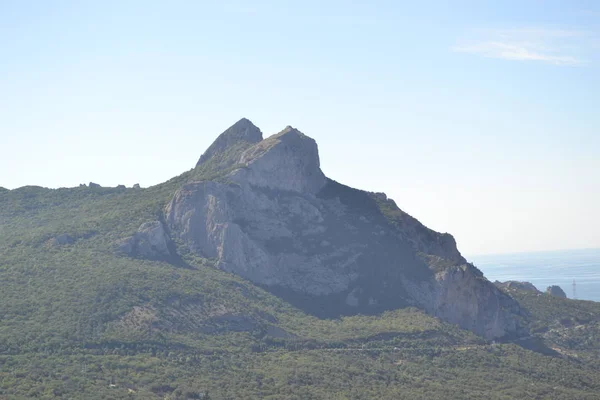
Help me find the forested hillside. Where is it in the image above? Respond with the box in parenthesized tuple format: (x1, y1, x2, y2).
(1, 121, 600, 399)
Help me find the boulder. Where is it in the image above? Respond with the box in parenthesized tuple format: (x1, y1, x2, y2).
(546, 285, 567, 298)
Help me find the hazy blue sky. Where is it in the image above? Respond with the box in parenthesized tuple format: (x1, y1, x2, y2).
(1, 0, 599, 255)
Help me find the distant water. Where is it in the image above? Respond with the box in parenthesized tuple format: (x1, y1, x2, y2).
(469, 248, 600, 302)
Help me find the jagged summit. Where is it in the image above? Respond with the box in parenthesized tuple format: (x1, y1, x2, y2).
(232, 125, 326, 193)
(195, 117, 263, 168)
(194, 120, 326, 193)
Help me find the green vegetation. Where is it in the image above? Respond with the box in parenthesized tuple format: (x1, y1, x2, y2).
(2, 168, 600, 398)
(497, 288, 600, 367)
(191, 138, 256, 183)
(4, 343, 600, 400)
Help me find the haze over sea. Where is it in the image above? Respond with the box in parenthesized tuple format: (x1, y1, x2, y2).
(469, 248, 600, 303)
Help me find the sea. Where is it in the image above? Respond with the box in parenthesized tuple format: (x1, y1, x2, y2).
(468, 248, 600, 303)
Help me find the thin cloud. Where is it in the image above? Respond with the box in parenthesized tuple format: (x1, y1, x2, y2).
(453, 41, 583, 66)
(452, 28, 595, 66)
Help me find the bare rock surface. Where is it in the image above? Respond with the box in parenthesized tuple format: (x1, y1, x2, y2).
(404, 265, 519, 338)
(165, 179, 359, 295)
(231, 126, 327, 193)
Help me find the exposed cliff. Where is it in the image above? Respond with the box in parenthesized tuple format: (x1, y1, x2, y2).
(163, 119, 522, 339)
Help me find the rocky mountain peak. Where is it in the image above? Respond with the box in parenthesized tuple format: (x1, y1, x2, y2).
(196, 118, 263, 168)
(164, 119, 522, 339)
(281, 125, 296, 133)
(231, 125, 326, 193)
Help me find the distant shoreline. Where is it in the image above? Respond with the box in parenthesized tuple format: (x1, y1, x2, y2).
(470, 248, 600, 302)
(467, 247, 600, 259)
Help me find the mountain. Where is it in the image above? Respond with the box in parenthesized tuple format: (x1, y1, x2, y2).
(165, 120, 519, 339)
(1, 119, 600, 399)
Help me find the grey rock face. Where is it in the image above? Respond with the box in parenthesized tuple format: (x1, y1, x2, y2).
(404, 265, 519, 338)
(196, 118, 263, 168)
(117, 221, 171, 259)
(546, 285, 567, 298)
(231, 127, 327, 194)
(165, 122, 521, 339)
(166, 180, 359, 295)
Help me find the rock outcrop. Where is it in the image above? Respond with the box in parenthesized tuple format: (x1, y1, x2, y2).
(164, 119, 522, 339)
(165, 178, 359, 295)
(402, 265, 519, 338)
(117, 221, 172, 259)
(495, 281, 540, 293)
(230, 126, 327, 193)
(546, 285, 567, 298)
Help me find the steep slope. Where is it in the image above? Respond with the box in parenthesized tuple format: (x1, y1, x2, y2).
(165, 120, 520, 339)
(195, 118, 263, 169)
